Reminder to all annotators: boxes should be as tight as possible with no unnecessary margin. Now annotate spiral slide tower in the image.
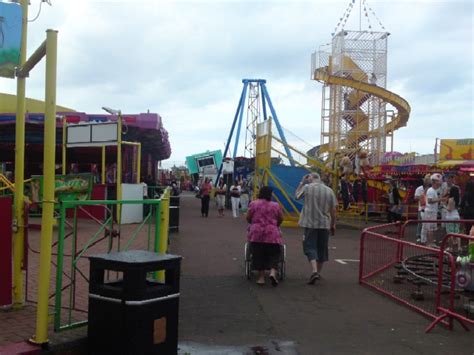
[311,29,410,165]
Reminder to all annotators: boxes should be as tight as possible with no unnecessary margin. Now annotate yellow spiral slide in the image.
[313,56,411,154]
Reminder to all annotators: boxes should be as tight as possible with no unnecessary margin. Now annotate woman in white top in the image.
[229,179,241,218]
[445,185,461,251]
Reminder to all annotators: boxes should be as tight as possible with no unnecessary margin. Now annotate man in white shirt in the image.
[421,173,444,246]
[229,180,241,218]
[414,174,431,243]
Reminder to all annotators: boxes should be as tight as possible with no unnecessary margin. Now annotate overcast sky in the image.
[0,0,472,167]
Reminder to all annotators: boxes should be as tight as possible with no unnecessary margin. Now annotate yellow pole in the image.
[157,188,170,282]
[62,117,66,175]
[137,143,141,184]
[12,0,29,307]
[33,29,58,345]
[101,146,106,184]
[116,112,122,223]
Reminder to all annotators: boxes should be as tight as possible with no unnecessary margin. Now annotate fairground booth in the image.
[0,95,171,220]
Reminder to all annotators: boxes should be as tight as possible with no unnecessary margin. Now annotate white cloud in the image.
[0,0,472,164]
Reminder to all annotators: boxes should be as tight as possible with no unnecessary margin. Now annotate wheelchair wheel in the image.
[245,260,251,279]
[244,242,252,279]
[278,244,286,281]
[278,261,286,281]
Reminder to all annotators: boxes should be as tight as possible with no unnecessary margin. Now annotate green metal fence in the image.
[54,198,165,332]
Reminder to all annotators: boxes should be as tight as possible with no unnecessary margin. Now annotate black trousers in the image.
[387,209,402,223]
[201,195,210,216]
[250,242,281,270]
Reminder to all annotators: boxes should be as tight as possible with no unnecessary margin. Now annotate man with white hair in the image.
[295,172,337,285]
[421,173,445,247]
[414,174,431,244]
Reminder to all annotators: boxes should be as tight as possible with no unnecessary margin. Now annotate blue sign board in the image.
[0,2,22,78]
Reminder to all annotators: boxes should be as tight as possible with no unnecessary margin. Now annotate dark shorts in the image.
[302,228,329,262]
[250,242,281,270]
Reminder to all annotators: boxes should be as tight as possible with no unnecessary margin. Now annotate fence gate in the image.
[53,198,166,332]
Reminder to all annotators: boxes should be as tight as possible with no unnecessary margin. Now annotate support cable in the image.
[332,0,355,37]
[363,0,386,31]
[332,0,386,36]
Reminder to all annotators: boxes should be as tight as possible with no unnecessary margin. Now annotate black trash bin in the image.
[169,196,180,233]
[88,250,182,355]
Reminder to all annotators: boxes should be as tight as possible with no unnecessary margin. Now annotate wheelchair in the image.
[244,242,286,281]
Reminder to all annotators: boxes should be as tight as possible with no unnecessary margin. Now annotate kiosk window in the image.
[197,157,215,168]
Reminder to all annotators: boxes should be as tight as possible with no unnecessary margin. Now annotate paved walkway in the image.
[172,193,473,354]
[0,192,472,354]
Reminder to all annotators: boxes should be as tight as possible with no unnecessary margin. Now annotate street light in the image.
[101,106,122,223]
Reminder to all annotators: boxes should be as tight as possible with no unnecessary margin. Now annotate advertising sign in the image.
[439,139,473,161]
[67,122,118,147]
[185,150,223,175]
[0,2,22,78]
[30,174,93,206]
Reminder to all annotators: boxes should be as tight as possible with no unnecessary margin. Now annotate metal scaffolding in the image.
[315,30,391,165]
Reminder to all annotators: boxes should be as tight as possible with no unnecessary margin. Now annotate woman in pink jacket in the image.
[246,186,283,286]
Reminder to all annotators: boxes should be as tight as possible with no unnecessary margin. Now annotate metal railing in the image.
[360,219,474,331]
[426,232,474,332]
[31,188,172,332]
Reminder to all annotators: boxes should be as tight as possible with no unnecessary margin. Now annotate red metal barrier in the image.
[400,218,474,240]
[360,219,474,331]
[0,196,13,307]
[426,232,474,332]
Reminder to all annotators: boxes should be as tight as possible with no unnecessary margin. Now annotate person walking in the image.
[295,172,337,285]
[340,176,350,210]
[230,179,241,218]
[414,174,431,244]
[460,180,474,235]
[199,177,212,217]
[421,173,444,247]
[445,185,461,251]
[440,174,460,229]
[387,179,402,223]
[246,186,283,286]
[215,177,227,217]
[240,178,250,212]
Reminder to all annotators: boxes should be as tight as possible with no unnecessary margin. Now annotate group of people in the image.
[198,170,474,287]
[339,176,368,210]
[197,177,251,218]
[414,173,474,250]
[245,172,337,287]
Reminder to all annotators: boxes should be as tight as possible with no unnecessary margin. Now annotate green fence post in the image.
[54,203,66,331]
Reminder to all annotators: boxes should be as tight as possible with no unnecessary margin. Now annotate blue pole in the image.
[261,86,268,121]
[261,83,295,166]
[232,81,248,159]
[215,82,247,185]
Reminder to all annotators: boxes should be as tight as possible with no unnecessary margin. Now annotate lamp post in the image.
[102,107,122,222]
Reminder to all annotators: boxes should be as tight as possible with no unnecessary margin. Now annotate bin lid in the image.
[88,250,181,266]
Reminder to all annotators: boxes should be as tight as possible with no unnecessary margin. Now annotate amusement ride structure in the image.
[311,30,410,165]
[218,0,412,226]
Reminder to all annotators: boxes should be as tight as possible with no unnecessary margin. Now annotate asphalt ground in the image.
[170,192,473,355]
